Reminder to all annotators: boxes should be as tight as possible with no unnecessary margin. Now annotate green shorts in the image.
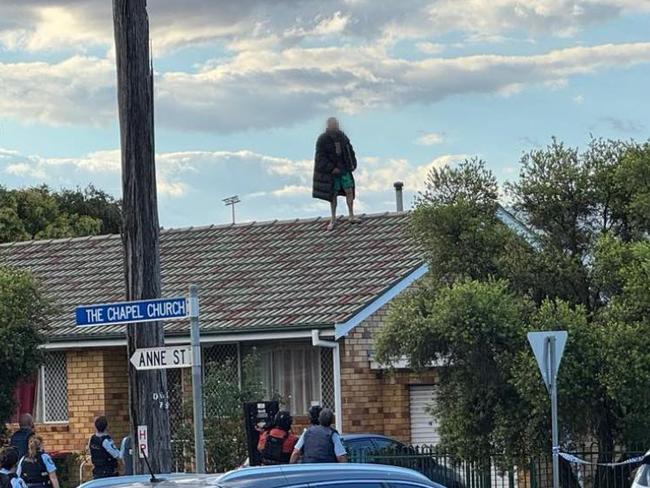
[333,172,354,192]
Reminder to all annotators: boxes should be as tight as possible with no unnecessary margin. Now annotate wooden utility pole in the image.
[113,0,171,474]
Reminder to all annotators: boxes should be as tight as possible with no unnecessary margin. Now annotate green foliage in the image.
[171,353,268,473]
[376,139,650,460]
[0,185,121,243]
[0,266,49,434]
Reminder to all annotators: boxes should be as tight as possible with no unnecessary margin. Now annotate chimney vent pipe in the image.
[394,181,404,212]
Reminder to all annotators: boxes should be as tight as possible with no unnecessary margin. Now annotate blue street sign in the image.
[76,297,189,327]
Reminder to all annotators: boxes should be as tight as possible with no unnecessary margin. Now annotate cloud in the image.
[1,145,466,222]
[416,42,445,55]
[356,153,468,192]
[5,41,650,132]
[0,55,115,126]
[2,1,650,53]
[416,132,445,146]
[573,94,585,104]
[599,116,645,133]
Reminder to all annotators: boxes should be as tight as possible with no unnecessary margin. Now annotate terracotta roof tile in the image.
[0,212,421,341]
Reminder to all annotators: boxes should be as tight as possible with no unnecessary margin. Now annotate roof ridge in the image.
[0,211,409,248]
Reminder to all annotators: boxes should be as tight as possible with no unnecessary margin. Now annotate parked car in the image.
[342,434,464,488]
[78,464,444,488]
[631,452,650,488]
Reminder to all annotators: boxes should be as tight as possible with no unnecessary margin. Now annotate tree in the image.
[0,266,49,438]
[376,139,650,466]
[0,185,121,243]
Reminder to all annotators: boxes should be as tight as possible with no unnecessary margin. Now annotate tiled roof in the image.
[0,213,422,341]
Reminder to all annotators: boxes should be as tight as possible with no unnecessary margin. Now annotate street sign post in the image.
[75,290,205,472]
[189,285,205,474]
[130,346,192,370]
[527,331,568,488]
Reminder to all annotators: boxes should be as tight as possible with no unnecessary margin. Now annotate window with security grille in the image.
[258,343,322,415]
[203,343,239,383]
[320,347,334,410]
[40,352,68,423]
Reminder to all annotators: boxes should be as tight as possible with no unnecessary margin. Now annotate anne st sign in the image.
[130,346,192,371]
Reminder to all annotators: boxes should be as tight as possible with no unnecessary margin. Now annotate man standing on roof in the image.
[313,117,360,231]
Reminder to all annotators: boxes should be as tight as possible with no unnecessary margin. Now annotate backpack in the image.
[261,430,289,464]
[0,472,16,488]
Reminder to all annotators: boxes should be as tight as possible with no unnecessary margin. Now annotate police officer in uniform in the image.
[10,415,34,459]
[290,408,347,464]
[119,436,133,476]
[1,448,28,488]
[257,411,298,465]
[16,437,59,488]
[88,417,121,479]
[308,405,322,427]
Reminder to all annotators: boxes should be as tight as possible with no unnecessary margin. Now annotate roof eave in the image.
[334,262,428,340]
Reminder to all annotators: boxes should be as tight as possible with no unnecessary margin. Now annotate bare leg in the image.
[345,189,360,222]
[327,196,337,230]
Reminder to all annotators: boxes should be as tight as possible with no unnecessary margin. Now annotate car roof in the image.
[217,463,435,487]
[341,433,397,442]
[78,473,222,488]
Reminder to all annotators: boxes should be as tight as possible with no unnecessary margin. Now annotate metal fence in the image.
[347,445,646,488]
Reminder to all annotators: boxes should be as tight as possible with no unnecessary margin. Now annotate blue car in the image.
[78,464,444,488]
[342,434,464,488]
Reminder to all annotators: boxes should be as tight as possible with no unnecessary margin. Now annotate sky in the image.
[1,0,649,228]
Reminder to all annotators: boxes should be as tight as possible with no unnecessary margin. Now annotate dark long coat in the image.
[312,130,357,201]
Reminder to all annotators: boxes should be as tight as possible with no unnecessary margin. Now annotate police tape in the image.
[558,451,647,467]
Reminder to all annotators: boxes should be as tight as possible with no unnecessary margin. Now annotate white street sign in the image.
[527,330,568,488]
[137,425,148,459]
[130,346,192,371]
[527,331,567,390]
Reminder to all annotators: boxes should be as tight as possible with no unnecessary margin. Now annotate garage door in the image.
[409,385,439,446]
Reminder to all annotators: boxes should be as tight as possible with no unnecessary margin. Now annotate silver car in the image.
[78,463,444,488]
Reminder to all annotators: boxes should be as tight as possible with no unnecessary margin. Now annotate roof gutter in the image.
[41,328,335,350]
[311,329,342,433]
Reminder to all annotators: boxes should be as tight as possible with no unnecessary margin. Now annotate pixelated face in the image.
[326,117,339,131]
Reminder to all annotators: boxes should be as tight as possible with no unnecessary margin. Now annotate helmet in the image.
[308,405,322,425]
[274,411,293,431]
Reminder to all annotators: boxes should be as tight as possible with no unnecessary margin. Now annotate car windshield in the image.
[635,464,650,488]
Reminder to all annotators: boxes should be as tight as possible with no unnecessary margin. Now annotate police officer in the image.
[16,437,59,488]
[290,408,347,464]
[10,415,34,459]
[257,411,298,465]
[308,405,322,427]
[0,448,28,488]
[119,436,133,476]
[88,417,121,479]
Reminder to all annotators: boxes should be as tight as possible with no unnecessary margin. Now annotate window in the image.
[35,352,68,423]
[372,438,404,451]
[258,344,321,415]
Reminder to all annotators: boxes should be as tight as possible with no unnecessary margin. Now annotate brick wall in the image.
[340,305,437,443]
[30,347,129,453]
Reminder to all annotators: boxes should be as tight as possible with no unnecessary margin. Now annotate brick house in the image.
[1,212,440,456]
